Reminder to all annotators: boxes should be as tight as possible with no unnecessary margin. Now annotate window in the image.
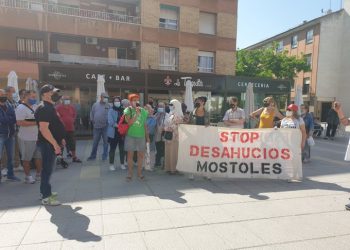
[108,5,128,16]
[306,29,313,44]
[199,12,216,35]
[291,35,298,48]
[276,40,284,52]
[108,48,127,60]
[159,4,178,30]
[303,77,311,95]
[159,47,179,71]
[57,41,81,55]
[17,38,44,60]
[305,54,312,69]
[198,51,215,73]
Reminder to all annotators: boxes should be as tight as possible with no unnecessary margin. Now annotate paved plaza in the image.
[1,136,350,249]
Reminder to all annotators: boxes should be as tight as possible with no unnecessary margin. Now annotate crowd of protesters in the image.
[3,81,349,207]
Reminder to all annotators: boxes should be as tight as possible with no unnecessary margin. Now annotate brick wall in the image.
[179,6,199,34]
[140,42,159,70]
[215,50,235,75]
[179,47,198,73]
[141,0,160,28]
[217,12,237,39]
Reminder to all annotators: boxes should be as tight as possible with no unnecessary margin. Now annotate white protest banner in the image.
[176,124,302,180]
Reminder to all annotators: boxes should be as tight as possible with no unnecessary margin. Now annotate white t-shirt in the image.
[15,104,38,141]
[280,117,305,129]
[223,108,246,128]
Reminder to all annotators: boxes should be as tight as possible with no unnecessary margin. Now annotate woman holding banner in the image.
[164,99,183,175]
[333,102,350,210]
[250,96,284,128]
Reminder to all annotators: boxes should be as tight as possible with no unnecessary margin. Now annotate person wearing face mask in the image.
[223,97,246,128]
[107,96,126,171]
[154,102,170,168]
[15,90,42,184]
[164,99,183,175]
[189,96,210,126]
[87,93,110,161]
[300,104,314,163]
[0,89,20,182]
[124,94,150,181]
[250,96,284,128]
[56,96,81,163]
[35,84,66,205]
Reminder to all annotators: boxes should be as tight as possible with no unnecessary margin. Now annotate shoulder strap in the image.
[21,103,35,113]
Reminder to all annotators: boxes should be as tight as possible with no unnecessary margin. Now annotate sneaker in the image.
[324,137,329,140]
[345,203,350,210]
[109,165,116,171]
[7,175,21,182]
[41,195,61,206]
[87,157,96,161]
[72,158,82,163]
[120,164,127,170]
[40,192,58,200]
[67,153,73,158]
[1,169,7,177]
[303,159,311,164]
[25,175,36,184]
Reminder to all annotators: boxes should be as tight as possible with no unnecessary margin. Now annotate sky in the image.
[237,0,343,49]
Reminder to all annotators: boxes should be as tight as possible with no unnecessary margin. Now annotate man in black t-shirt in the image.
[35,84,65,206]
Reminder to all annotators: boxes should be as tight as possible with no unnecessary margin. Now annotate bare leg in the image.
[137,151,144,178]
[127,151,134,178]
[34,158,42,176]
[22,161,31,176]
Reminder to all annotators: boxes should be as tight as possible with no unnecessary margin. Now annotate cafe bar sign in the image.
[41,66,145,86]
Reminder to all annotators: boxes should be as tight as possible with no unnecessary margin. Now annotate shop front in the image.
[226,76,292,111]
[40,64,146,136]
[147,72,226,123]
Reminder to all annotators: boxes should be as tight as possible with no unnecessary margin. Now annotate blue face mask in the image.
[114,102,121,108]
[157,108,165,113]
[28,98,36,106]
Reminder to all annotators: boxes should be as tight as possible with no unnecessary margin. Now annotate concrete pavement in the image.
[1,136,350,249]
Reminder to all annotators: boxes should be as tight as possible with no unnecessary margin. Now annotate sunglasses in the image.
[169,104,174,106]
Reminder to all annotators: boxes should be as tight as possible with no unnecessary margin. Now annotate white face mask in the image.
[114,102,121,108]
[103,98,109,103]
[286,111,293,117]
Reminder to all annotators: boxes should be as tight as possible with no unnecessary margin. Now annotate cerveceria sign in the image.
[226,76,291,93]
[41,66,145,86]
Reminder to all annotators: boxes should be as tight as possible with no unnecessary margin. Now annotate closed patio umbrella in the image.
[7,71,19,102]
[244,82,255,128]
[184,78,194,112]
[96,74,106,102]
[295,85,304,114]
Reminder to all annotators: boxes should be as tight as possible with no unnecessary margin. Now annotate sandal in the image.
[138,175,145,181]
[126,176,132,182]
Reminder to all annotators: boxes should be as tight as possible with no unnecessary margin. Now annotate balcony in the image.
[0,0,141,25]
[48,53,139,68]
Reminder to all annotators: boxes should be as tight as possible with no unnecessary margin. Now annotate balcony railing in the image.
[49,53,139,68]
[198,67,214,73]
[0,0,141,25]
[159,64,178,71]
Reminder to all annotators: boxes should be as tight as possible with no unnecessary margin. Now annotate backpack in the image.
[117,114,129,136]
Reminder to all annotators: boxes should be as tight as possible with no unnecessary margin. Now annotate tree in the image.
[236,44,310,80]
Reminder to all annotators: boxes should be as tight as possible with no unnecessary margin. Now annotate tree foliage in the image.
[236,44,310,80]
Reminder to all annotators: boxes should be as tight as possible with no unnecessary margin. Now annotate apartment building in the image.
[245,2,350,121]
[0,0,237,133]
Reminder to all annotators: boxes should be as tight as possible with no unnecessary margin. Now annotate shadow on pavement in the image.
[45,205,102,242]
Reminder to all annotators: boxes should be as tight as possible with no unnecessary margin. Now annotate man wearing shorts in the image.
[124,94,149,181]
[15,90,42,184]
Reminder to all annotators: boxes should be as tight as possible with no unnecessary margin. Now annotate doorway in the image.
[321,102,332,122]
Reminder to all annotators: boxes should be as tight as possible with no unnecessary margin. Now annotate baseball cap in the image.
[40,84,60,96]
[287,104,298,112]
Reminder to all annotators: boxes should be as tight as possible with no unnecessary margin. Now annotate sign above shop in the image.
[226,76,291,94]
[40,65,145,86]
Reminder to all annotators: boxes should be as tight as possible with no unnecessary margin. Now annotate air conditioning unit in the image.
[85,37,98,45]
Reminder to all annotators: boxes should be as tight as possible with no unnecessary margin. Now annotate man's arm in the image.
[39,122,61,154]
[16,120,36,127]
[90,104,95,122]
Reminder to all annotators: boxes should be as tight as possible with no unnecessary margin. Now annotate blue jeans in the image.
[90,127,108,159]
[38,142,56,199]
[0,135,15,178]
